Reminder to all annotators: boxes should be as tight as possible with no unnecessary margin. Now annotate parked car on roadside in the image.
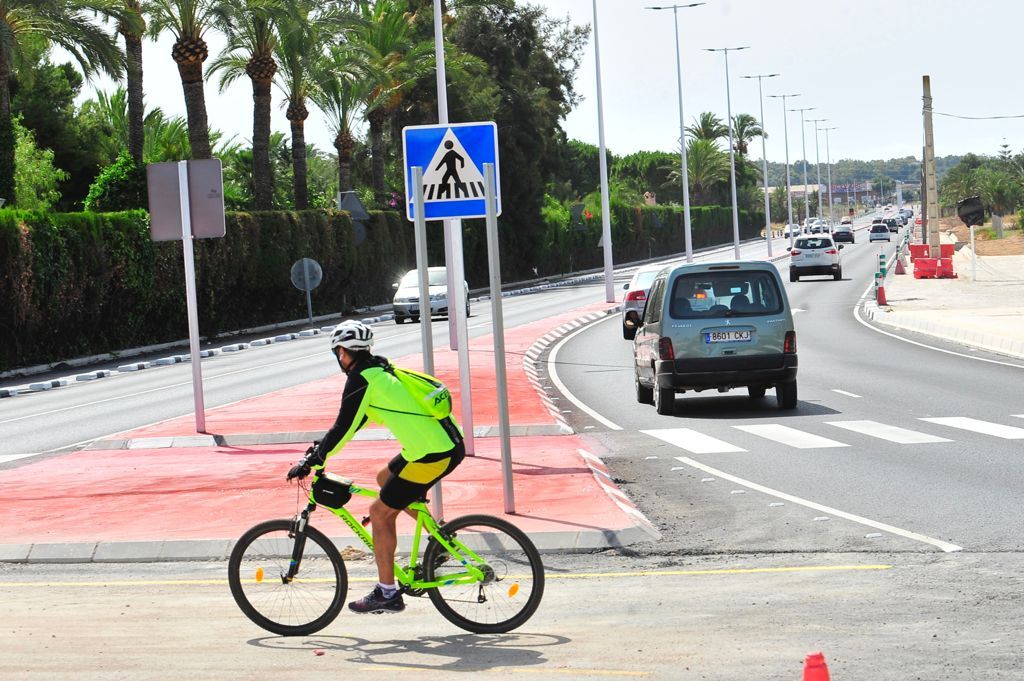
[790,236,843,281]
[869,223,891,242]
[631,260,798,414]
[392,267,469,324]
[621,265,665,339]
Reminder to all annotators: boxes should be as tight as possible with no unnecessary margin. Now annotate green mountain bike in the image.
[228,471,545,636]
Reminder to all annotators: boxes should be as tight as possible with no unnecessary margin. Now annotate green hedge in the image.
[0,209,416,371]
[1,201,763,371]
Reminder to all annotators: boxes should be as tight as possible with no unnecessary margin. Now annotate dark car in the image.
[832,223,854,243]
[883,217,900,232]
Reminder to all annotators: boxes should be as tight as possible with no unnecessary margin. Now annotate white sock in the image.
[378,582,398,597]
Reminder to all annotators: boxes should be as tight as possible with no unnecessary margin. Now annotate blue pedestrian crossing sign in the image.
[402,121,501,221]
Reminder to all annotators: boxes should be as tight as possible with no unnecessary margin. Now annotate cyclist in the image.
[286,320,465,614]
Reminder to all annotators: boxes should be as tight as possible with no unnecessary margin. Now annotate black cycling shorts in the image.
[380,441,466,510]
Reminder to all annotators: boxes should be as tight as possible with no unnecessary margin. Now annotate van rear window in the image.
[669,270,784,319]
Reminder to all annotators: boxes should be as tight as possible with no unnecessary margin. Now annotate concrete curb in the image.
[860,300,1024,360]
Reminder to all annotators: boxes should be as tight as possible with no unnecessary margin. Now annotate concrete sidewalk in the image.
[0,302,659,563]
[864,237,1024,360]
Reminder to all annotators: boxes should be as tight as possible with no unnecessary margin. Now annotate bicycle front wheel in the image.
[423,514,545,634]
[228,519,347,636]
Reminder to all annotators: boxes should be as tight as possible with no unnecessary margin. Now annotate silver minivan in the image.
[630,261,798,415]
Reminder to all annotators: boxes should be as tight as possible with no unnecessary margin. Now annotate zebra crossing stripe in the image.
[919,417,1024,440]
[733,424,848,449]
[642,428,746,454]
[825,420,951,444]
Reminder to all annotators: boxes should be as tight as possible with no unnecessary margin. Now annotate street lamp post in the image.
[741,73,779,257]
[823,127,837,225]
[705,46,750,260]
[647,3,704,263]
[789,106,815,226]
[591,0,614,302]
[807,117,827,221]
[767,93,799,250]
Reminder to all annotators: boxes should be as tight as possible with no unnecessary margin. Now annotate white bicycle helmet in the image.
[330,320,373,352]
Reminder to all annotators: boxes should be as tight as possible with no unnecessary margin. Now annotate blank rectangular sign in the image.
[147,159,226,241]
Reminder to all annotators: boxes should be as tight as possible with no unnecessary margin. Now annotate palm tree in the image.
[664,138,729,205]
[274,0,347,209]
[685,111,728,142]
[115,0,147,164]
[350,0,434,200]
[148,0,222,159]
[731,113,763,156]
[312,46,371,196]
[0,0,125,205]
[208,0,285,209]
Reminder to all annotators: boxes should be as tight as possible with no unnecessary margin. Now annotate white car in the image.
[782,223,802,238]
[621,265,664,339]
[392,267,469,324]
[789,235,843,281]
[868,224,891,243]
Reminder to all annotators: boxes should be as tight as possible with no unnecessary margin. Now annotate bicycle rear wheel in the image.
[228,519,347,636]
[423,514,545,634]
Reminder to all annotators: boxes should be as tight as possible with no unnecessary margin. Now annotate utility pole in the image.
[790,106,815,225]
[807,118,827,219]
[768,93,800,250]
[922,75,941,257]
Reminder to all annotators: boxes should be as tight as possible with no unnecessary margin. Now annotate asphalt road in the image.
[550,219,1024,554]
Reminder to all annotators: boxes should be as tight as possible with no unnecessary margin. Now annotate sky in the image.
[71,0,1024,166]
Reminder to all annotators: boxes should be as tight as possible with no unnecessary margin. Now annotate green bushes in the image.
[83,153,147,213]
[0,209,416,371]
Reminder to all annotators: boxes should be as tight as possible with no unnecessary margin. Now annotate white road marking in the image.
[673,456,964,553]
[643,428,746,454]
[919,417,1024,440]
[0,453,41,464]
[825,420,951,444]
[547,315,622,431]
[733,424,849,449]
[830,389,862,398]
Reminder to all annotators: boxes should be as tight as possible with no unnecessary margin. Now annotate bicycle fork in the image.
[284,503,316,582]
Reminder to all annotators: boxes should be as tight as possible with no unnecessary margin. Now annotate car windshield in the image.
[669,270,784,319]
[795,238,833,249]
[633,270,659,290]
[400,269,448,287]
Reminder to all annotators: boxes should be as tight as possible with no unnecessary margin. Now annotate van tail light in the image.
[658,337,675,361]
[784,330,797,354]
[825,248,837,255]
[625,290,647,303]
[790,249,801,256]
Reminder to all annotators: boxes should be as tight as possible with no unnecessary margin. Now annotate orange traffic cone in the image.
[803,652,831,681]
[876,285,887,305]
[894,258,906,275]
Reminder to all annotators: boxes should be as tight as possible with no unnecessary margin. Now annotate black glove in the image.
[286,443,325,481]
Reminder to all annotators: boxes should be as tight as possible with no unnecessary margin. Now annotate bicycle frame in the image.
[290,473,486,591]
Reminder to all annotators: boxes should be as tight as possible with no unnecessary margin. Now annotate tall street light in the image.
[741,73,779,257]
[789,106,814,226]
[807,117,827,221]
[647,3,704,263]
[767,93,799,250]
[591,0,614,302]
[823,126,838,225]
[705,45,749,260]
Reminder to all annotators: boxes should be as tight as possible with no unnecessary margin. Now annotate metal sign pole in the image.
[177,161,206,433]
[302,259,313,325]
[412,166,434,376]
[485,163,515,514]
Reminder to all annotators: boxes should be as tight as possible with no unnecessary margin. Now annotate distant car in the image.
[622,265,664,339]
[808,219,826,234]
[839,216,853,225]
[869,224,891,242]
[883,217,901,232]
[782,223,803,238]
[872,217,885,225]
[832,223,854,243]
[392,267,469,324]
[790,236,842,282]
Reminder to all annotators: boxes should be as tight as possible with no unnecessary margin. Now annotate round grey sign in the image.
[290,258,323,291]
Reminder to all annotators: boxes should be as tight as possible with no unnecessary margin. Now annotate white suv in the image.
[790,236,843,282]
